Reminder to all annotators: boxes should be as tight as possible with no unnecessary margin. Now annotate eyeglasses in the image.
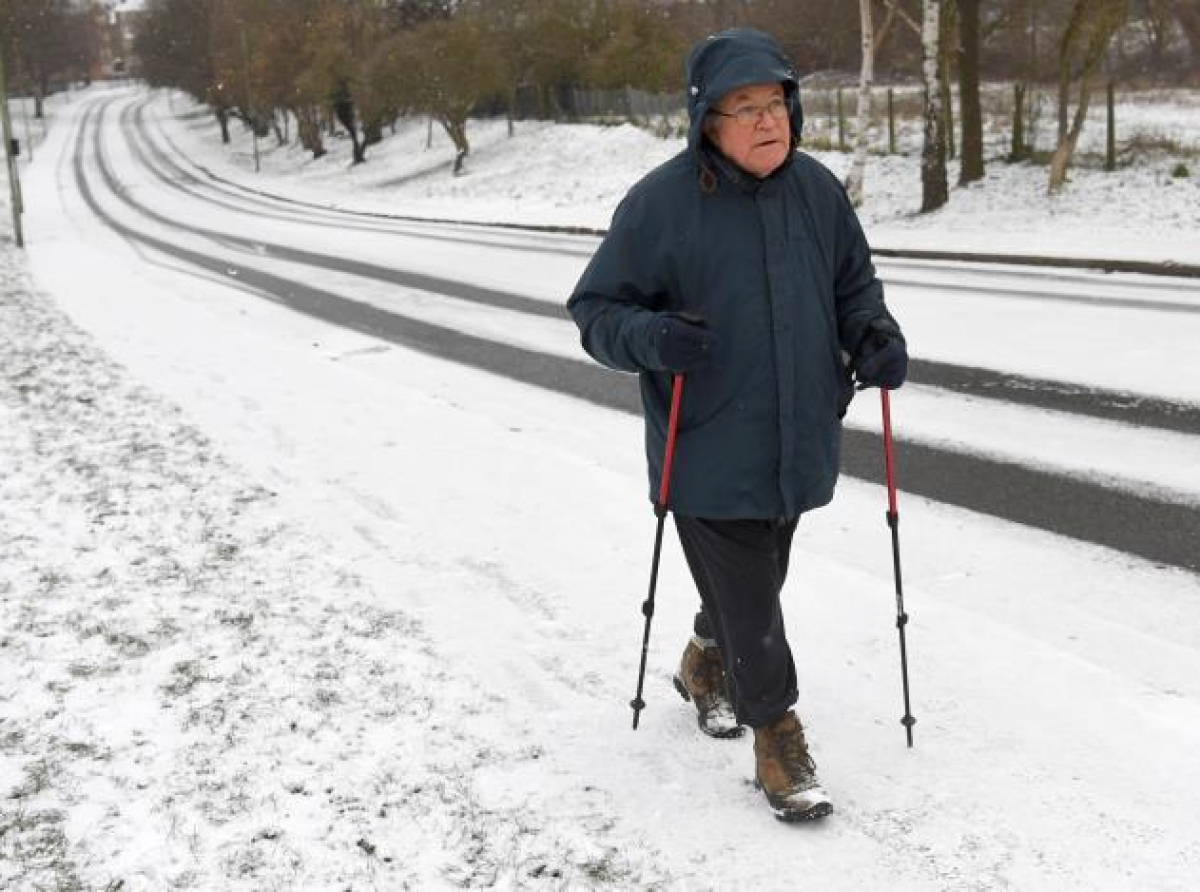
[710,96,788,127]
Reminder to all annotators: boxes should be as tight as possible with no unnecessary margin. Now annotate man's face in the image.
[707,82,791,179]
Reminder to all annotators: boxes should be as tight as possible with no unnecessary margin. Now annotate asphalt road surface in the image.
[64,92,1200,574]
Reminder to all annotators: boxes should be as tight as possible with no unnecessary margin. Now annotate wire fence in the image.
[509,84,687,135]
[503,82,1200,163]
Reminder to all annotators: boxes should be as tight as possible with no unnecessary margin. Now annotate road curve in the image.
[70,95,1200,574]
[120,98,1200,437]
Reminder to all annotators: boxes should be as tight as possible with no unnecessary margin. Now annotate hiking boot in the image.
[672,636,744,739]
[753,711,833,822]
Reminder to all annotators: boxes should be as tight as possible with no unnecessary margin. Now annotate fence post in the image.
[1010,82,1025,161]
[1105,81,1116,172]
[887,87,896,154]
[0,41,23,248]
[837,88,846,151]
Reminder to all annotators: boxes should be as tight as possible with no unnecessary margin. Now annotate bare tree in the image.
[845,0,875,206]
[1136,0,1174,66]
[957,0,984,184]
[374,13,505,175]
[1,0,90,114]
[1171,0,1200,73]
[1047,0,1128,193]
[879,0,921,38]
[938,0,956,162]
[920,0,948,212]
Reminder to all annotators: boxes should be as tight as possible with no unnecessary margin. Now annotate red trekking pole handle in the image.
[631,374,685,729]
[882,389,899,515]
[881,389,916,746]
[657,374,685,511]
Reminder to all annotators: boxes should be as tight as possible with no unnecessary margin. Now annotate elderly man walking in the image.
[567,28,907,822]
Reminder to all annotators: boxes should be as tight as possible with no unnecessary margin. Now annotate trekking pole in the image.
[881,388,916,747]
[631,373,685,730]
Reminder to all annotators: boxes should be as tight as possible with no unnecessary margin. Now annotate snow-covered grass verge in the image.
[0,251,658,890]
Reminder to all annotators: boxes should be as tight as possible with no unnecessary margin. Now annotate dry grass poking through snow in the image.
[0,257,661,889]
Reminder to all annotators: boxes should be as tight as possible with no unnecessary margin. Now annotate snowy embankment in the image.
[160,87,1200,265]
[3,85,1200,890]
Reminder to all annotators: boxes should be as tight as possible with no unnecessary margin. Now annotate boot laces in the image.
[780,720,817,778]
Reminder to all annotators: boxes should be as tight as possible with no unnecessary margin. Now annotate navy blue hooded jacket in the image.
[567,29,901,519]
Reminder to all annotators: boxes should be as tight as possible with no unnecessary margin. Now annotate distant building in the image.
[83,0,145,81]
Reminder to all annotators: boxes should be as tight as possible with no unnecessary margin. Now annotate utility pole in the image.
[239,20,260,173]
[13,49,34,162]
[0,41,24,248]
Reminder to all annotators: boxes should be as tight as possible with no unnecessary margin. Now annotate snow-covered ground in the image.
[2,84,1200,890]
[156,85,1200,264]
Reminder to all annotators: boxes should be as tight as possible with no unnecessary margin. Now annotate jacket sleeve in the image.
[567,192,672,373]
[831,184,901,355]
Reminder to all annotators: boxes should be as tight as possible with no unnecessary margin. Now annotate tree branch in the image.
[880,0,922,37]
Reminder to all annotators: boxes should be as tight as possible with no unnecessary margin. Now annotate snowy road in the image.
[6,86,1200,890]
[119,100,1200,435]
[61,91,1200,572]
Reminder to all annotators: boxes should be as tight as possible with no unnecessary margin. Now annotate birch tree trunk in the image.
[845,0,875,207]
[920,0,949,213]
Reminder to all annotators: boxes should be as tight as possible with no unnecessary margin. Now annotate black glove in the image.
[651,313,719,372]
[853,317,907,390]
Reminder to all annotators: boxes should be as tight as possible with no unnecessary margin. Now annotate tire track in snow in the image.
[74,95,1200,574]
[126,95,1200,436]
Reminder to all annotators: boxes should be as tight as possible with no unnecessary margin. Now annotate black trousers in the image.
[674,515,801,729]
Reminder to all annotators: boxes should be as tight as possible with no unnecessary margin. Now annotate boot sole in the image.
[672,675,746,739]
[755,780,834,822]
[772,800,833,823]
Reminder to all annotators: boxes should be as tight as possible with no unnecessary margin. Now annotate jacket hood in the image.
[685,28,804,156]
